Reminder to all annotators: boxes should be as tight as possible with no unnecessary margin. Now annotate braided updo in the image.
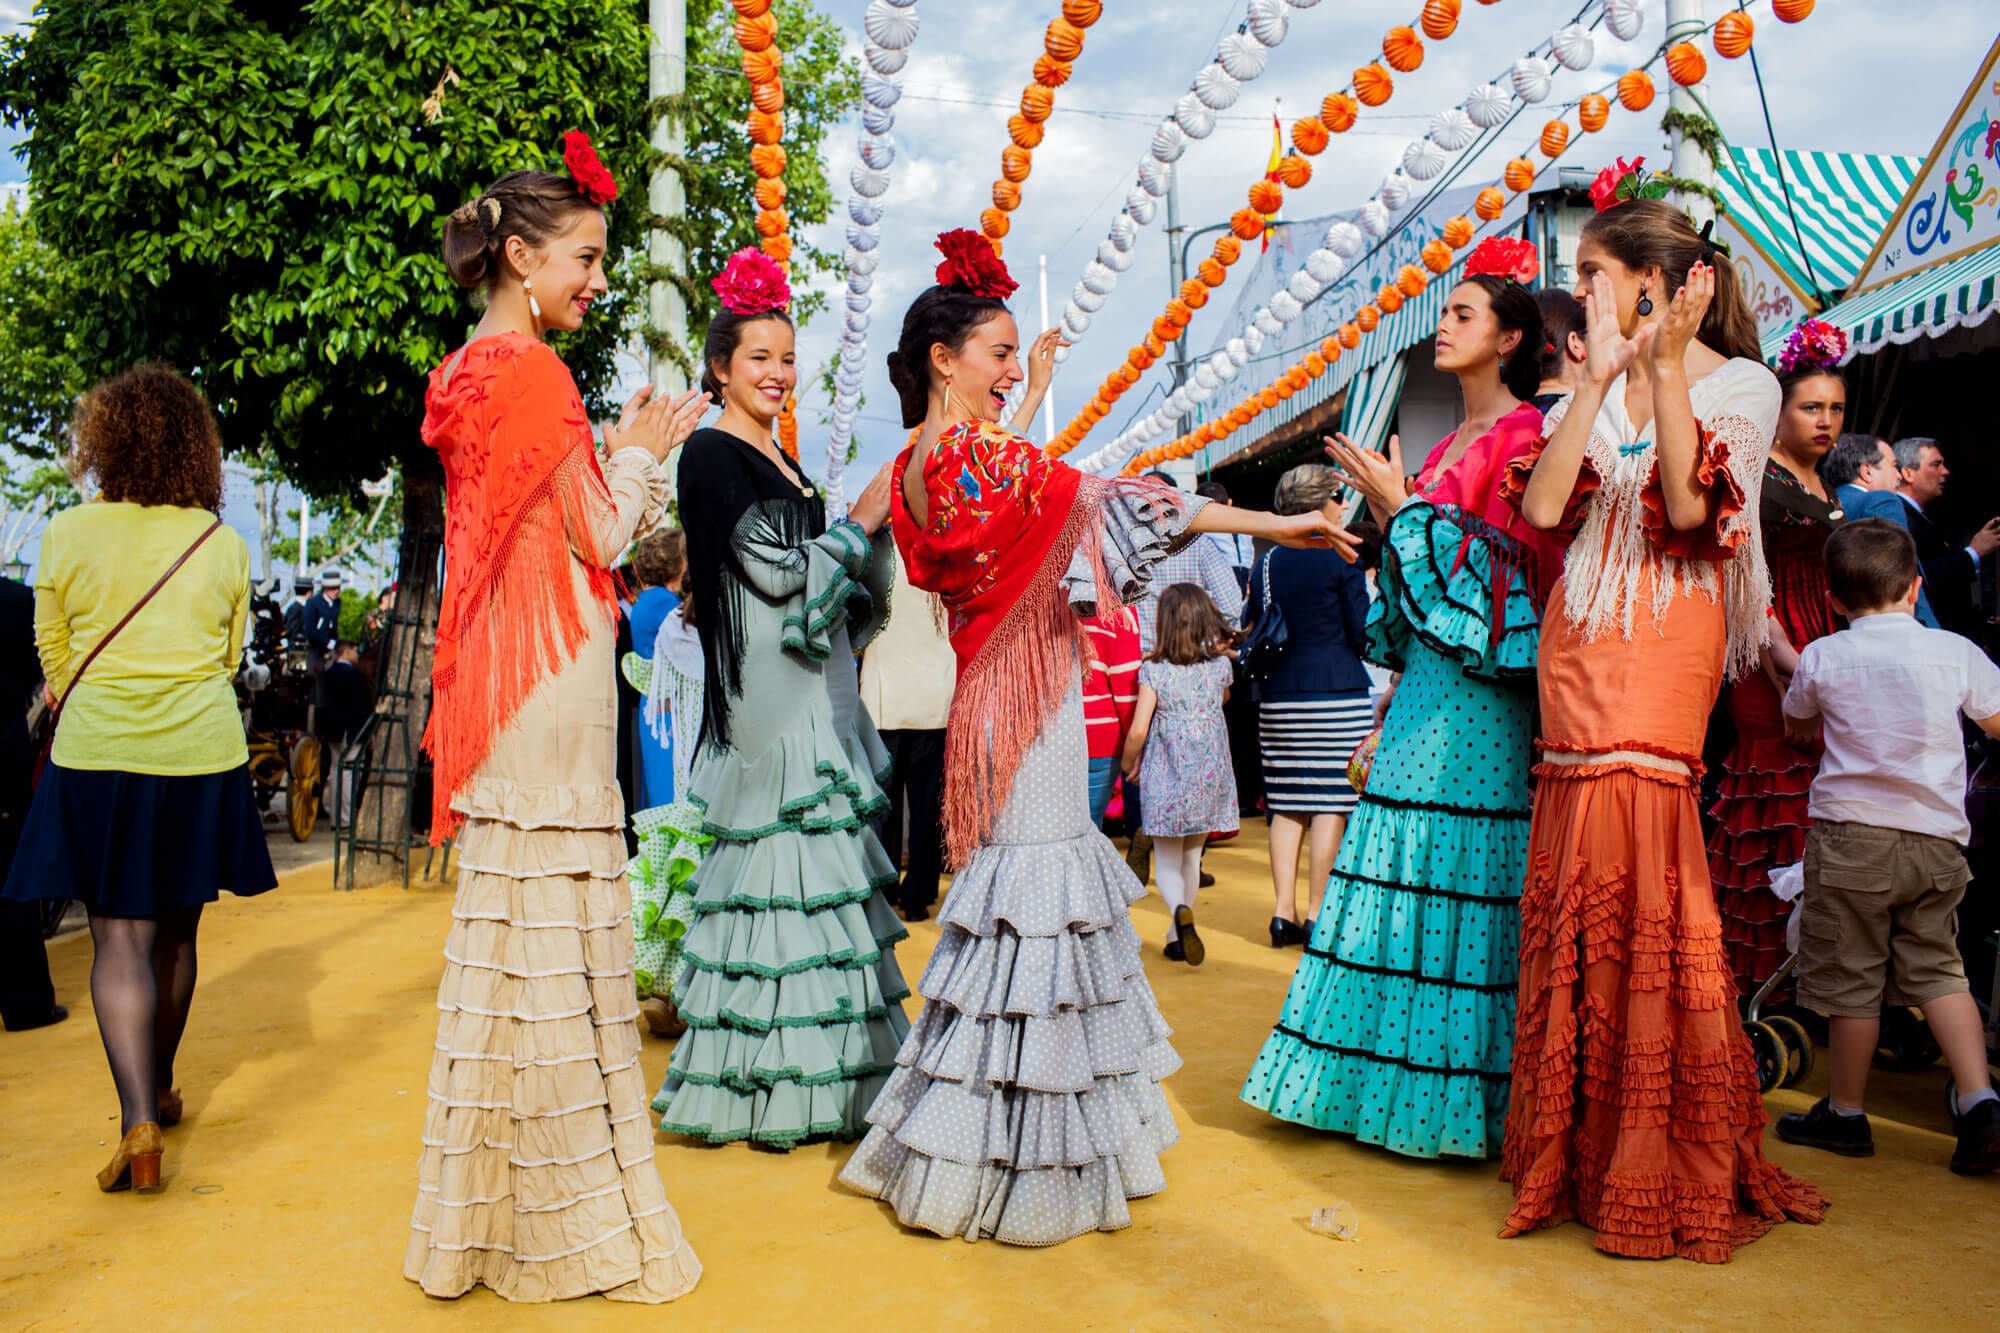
[441,169,601,289]
[885,284,1012,428]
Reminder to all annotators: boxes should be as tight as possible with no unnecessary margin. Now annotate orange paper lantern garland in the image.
[1578,93,1610,133]
[1421,0,1461,41]
[1712,11,1754,57]
[1382,26,1425,73]
[1617,69,1656,112]
[1666,42,1707,87]
[737,0,795,452]
[983,3,1102,253]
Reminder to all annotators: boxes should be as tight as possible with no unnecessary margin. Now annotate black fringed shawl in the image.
[675,426,826,750]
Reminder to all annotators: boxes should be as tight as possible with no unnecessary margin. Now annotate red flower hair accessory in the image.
[712,246,792,316]
[562,130,618,205]
[935,229,1019,300]
[1589,155,1669,212]
[1776,316,1849,375]
[1464,236,1540,284]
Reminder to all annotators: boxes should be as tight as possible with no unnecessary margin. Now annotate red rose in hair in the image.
[562,130,618,205]
[1590,155,1645,212]
[1464,235,1540,284]
[934,228,1019,300]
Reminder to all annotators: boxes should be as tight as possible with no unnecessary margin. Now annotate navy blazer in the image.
[303,592,341,653]
[1836,485,1940,628]
[1243,546,1373,699]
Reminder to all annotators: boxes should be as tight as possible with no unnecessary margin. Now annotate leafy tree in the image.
[0,0,858,877]
[0,196,86,463]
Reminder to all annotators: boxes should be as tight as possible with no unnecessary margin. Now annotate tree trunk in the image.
[349,450,445,887]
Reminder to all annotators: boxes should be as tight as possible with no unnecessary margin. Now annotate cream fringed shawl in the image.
[1538,357,1780,682]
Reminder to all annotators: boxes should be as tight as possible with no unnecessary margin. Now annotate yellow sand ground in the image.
[3,842,1997,1332]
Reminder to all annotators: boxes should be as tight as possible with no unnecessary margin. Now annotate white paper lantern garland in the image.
[825,1,921,507]
[1080,4,1621,476]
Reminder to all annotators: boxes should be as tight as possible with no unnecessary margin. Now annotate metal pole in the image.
[298,493,310,578]
[1037,253,1056,444]
[649,0,690,395]
[1165,174,1190,438]
[1665,0,1716,228]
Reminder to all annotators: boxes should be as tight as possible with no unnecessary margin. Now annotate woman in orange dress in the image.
[1500,183,1825,1262]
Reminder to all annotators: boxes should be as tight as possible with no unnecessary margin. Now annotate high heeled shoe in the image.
[1268,917,1307,949]
[156,1088,183,1128]
[97,1123,164,1193]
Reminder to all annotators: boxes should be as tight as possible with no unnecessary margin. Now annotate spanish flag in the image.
[1261,109,1283,250]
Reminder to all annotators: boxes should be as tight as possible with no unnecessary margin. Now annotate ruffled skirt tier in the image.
[404,777,701,1303]
[1501,764,1826,1262]
[653,707,911,1146]
[1707,676,1817,994]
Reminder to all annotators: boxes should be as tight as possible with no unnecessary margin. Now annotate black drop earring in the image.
[1635,284,1655,317]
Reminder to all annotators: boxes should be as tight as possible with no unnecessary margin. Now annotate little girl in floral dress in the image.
[1124,583,1237,966]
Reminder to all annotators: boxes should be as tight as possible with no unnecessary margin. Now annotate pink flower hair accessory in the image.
[1464,236,1540,284]
[712,246,792,316]
[1776,316,1849,375]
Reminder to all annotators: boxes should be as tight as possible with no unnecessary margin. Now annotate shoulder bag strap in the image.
[52,517,226,721]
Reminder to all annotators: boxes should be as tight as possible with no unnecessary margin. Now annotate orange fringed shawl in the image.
[421,333,620,842]
[891,419,1182,865]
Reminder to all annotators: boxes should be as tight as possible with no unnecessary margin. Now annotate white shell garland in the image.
[858,135,895,169]
[1127,191,1158,225]
[1244,324,1267,354]
[1510,56,1554,104]
[1150,119,1186,163]
[850,164,890,198]
[863,0,918,49]
[1082,260,1116,295]
[1099,239,1133,272]
[1110,214,1139,250]
[862,71,902,109]
[1306,249,1346,284]
[1219,31,1268,81]
[1324,220,1365,257]
[1138,159,1173,197]
[1287,268,1324,303]
[1194,63,1241,110]
[862,102,894,135]
[1552,23,1595,71]
[1403,137,1450,180]
[866,44,908,76]
[1466,82,1513,128]
[1430,107,1479,152]
[1175,91,1216,139]
[848,199,882,227]
[1360,199,1391,236]
[1378,174,1411,212]
[1604,0,1645,43]
[1247,0,1289,47]
[1269,291,1303,322]
[1073,284,1106,313]
[1226,336,1249,365]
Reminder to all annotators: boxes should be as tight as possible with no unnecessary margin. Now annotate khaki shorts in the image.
[1796,821,1970,1018]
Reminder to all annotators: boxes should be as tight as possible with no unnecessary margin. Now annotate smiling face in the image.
[1572,237,1660,337]
[933,310,1022,421]
[1777,372,1847,461]
[710,315,797,426]
[506,208,610,332]
[1433,281,1519,376]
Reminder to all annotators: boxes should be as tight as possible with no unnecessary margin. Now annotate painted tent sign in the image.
[1715,211,1814,339]
[1852,34,2000,293]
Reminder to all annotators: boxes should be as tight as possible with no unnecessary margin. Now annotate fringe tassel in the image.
[424,443,618,842]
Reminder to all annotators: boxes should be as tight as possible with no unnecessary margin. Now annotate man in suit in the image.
[1892,437,2000,639]
[282,575,312,651]
[1822,434,1939,628]
[303,568,342,705]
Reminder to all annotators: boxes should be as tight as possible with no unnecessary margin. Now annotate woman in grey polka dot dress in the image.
[837,245,1353,1245]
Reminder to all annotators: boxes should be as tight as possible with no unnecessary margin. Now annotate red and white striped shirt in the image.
[1082,607,1142,760]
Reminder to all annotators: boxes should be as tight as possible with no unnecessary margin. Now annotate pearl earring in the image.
[524,276,543,320]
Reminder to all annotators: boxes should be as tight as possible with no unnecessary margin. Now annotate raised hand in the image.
[1271,508,1360,562]
[604,384,711,463]
[1023,327,1066,393]
[1324,432,1408,513]
[846,457,899,535]
[1648,261,1714,369]
[1581,270,1657,386]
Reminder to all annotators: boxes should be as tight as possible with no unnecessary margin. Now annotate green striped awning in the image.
[1715,148,1920,302]
[1771,238,2000,361]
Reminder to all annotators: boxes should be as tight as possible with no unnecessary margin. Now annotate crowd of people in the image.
[4,137,1996,1308]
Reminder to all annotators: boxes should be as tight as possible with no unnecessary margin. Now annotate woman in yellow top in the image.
[2,365,276,1194]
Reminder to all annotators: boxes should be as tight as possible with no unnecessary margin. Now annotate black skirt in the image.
[0,764,278,915]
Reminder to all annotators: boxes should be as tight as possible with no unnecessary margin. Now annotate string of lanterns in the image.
[981,0,1106,256]
[1076,0,1618,474]
[822,0,920,509]
[1042,0,1317,397]
[734,0,802,457]
[1111,0,1813,476]
[1050,0,1492,459]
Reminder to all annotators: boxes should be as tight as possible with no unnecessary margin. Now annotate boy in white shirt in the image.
[1776,519,2000,1174]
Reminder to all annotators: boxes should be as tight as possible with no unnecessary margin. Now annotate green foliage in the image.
[265,455,401,582]
[0,456,82,562]
[1660,107,1727,170]
[648,0,860,374]
[337,586,374,643]
[0,0,858,497]
[0,198,87,459]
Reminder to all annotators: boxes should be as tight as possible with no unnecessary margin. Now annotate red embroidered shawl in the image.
[892,419,1166,863]
[421,333,618,841]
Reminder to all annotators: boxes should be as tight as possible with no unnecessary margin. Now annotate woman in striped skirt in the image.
[1245,464,1377,950]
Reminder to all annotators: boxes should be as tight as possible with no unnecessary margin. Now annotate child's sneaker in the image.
[1950,1097,2000,1175]
[1776,1098,1875,1157]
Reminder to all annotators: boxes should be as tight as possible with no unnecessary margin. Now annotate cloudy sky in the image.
[0,0,1990,504]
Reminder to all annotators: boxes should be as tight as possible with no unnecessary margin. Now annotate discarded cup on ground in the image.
[1308,1201,1359,1241]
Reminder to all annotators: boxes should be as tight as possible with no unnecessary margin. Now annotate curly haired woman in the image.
[3,364,276,1195]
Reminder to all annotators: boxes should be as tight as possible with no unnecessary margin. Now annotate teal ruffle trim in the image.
[1365,499,1541,682]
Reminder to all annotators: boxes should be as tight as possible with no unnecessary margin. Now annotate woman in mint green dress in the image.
[650,252,910,1147]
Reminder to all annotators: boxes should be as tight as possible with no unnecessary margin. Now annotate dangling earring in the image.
[524,276,543,321]
[1635,284,1654,318]
[942,374,959,420]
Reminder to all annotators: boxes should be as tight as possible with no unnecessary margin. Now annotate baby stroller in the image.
[1740,861,1816,1094]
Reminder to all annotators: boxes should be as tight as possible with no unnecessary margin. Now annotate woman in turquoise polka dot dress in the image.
[1241,255,1566,1159]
